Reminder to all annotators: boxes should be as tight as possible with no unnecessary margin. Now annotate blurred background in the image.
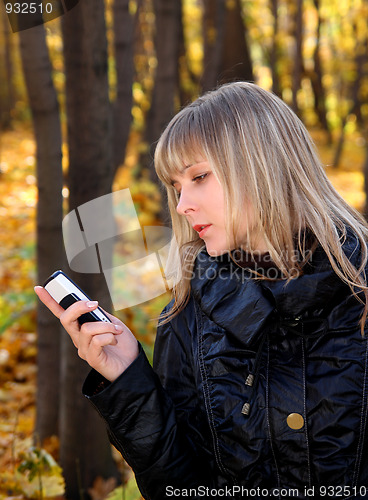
[0,0,367,498]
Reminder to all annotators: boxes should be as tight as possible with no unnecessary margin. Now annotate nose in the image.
[176,187,197,216]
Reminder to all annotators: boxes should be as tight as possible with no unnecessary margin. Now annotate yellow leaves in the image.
[326,168,365,212]
[226,0,237,10]
[311,129,366,212]
[129,0,138,17]
[15,446,65,499]
[182,0,203,77]
[0,435,65,500]
[0,470,23,499]
[0,129,37,322]
[0,128,41,499]
[16,472,65,499]
[132,85,150,112]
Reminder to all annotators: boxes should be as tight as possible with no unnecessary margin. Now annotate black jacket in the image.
[83,231,368,499]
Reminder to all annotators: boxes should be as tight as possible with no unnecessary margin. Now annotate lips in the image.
[193,224,212,238]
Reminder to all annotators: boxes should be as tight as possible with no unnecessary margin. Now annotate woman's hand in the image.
[34,286,139,382]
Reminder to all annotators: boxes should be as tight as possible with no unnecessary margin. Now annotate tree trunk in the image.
[1,6,15,129]
[332,22,366,168]
[310,0,331,143]
[112,0,136,173]
[143,0,182,186]
[202,0,226,92]
[270,0,281,96]
[291,0,303,114]
[202,0,253,92]
[61,2,119,497]
[18,24,63,441]
[219,0,253,84]
[332,115,348,169]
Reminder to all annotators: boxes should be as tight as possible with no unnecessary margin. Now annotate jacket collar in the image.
[191,251,275,345]
[190,228,361,344]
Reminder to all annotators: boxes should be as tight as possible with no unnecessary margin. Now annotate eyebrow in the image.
[169,164,194,186]
[169,160,209,186]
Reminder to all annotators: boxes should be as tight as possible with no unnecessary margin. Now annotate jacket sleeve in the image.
[82,301,217,499]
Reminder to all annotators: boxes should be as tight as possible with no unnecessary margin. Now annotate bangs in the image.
[154,106,210,187]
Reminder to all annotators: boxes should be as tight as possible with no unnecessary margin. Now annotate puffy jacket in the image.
[83,230,368,499]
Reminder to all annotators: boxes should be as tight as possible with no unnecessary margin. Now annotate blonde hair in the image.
[154,82,368,332]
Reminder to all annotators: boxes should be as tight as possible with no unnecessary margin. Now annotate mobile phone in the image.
[43,270,111,325]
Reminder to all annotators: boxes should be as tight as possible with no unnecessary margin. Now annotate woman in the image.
[35,82,368,499]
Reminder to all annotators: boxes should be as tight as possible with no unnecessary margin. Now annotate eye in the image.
[192,173,208,183]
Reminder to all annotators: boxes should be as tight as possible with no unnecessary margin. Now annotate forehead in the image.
[169,160,209,184]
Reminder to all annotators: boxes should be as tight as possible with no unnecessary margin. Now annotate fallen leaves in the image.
[16,446,65,499]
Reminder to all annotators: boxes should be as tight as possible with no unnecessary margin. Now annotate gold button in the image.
[287,413,304,430]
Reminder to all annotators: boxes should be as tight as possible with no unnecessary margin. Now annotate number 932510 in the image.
[5,2,53,14]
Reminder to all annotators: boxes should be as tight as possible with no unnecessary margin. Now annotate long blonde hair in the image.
[154,82,368,332]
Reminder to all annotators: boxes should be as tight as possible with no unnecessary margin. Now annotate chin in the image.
[206,246,229,257]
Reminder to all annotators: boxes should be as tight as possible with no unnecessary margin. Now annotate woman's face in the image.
[171,160,267,256]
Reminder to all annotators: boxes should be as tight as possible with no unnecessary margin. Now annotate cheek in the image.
[207,175,226,206]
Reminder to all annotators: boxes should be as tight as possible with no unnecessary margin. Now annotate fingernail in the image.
[34,286,43,290]
[86,301,98,308]
[114,325,122,332]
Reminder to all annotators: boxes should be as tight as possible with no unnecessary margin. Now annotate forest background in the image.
[0,0,367,499]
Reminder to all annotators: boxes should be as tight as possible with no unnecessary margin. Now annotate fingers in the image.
[98,307,121,326]
[98,306,133,335]
[34,285,125,330]
[80,320,123,336]
[35,285,100,326]
[58,299,99,328]
[76,320,124,364]
[77,331,118,361]
[34,286,65,318]
[34,285,133,377]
